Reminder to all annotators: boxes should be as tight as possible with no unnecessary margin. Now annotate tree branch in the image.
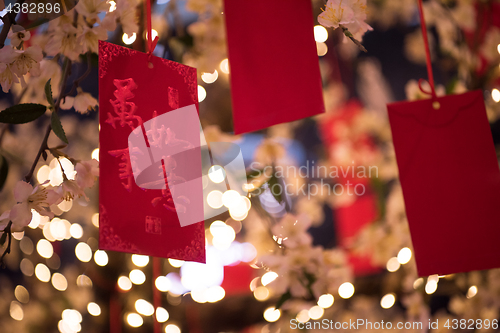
[0,0,26,48]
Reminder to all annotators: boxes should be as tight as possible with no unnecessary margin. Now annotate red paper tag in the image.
[223,0,325,134]
[98,41,205,263]
[388,91,500,276]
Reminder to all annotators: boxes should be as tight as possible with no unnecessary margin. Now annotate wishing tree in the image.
[1,0,500,332]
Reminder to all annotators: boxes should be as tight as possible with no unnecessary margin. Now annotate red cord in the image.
[417,0,437,99]
[145,0,159,57]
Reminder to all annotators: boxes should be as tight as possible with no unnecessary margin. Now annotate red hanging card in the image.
[98,41,205,263]
[387,91,500,276]
[223,0,324,134]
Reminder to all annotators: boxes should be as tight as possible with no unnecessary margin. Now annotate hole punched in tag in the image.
[432,101,440,110]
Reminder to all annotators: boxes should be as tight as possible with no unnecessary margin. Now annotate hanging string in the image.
[417,0,437,99]
[144,0,159,61]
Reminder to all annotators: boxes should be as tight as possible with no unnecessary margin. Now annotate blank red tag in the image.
[98,41,205,263]
[388,91,500,276]
[223,0,324,134]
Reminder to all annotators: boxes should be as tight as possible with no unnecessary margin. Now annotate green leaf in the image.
[51,112,68,144]
[0,154,8,191]
[0,104,47,124]
[275,290,292,310]
[45,79,54,108]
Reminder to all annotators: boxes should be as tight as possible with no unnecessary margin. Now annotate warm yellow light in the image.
[10,301,23,321]
[198,85,207,102]
[397,247,412,264]
[386,257,400,272]
[208,165,226,183]
[87,302,101,316]
[296,309,310,323]
[155,276,171,292]
[135,299,154,316]
[28,210,42,229]
[314,25,328,42]
[466,285,478,299]
[201,70,218,84]
[20,258,34,276]
[69,223,83,239]
[380,293,396,309]
[338,282,355,299]
[156,307,169,322]
[94,250,109,266]
[316,42,328,56]
[261,272,278,286]
[126,313,143,327]
[51,273,68,291]
[62,309,82,324]
[35,263,51,282]
[91,148,100,161]
[108,0,116,12]
[146,29,159,40]
[413,277,424,289]
[91,213,99,227]
[37,165,51,185]
[14,285,29,303]
[57,199,72,212]
[37,239,53,259]
[165,324,181,333]
[129,270,146,285]
[249,277,259,291]
[317,294,334,308]
[75,242,92,262]
[131,254,150,267]
[190,288,207,303]
[207,190,224,209]
[309,306,324,320]
[425,280,438,294]
[209,221,227,237]
[428,274,439,283]
[222,190,241,208]
[77,274,93,287]
[492,88,500,103]
[253,286,270,301]
[263,307,281,322]
[118,276,133,291]
[168,258,184,268]
[210,221,236,249]
[219,58,230,74]
[122,33,137,45]
[206,286,225,302]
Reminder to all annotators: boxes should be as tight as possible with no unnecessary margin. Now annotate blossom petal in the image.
[10,202,32,228]
[13,180,34,202]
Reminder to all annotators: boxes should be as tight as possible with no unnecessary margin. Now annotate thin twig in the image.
[1,57,73,265]
[339,24,367,53]
[24,58,72,182]
[0,0,26,48]
[65,52,93,98]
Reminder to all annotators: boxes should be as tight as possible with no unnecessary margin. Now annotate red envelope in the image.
[98,41,205,263]
[223,0,324,134]
[387,91,500,276]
